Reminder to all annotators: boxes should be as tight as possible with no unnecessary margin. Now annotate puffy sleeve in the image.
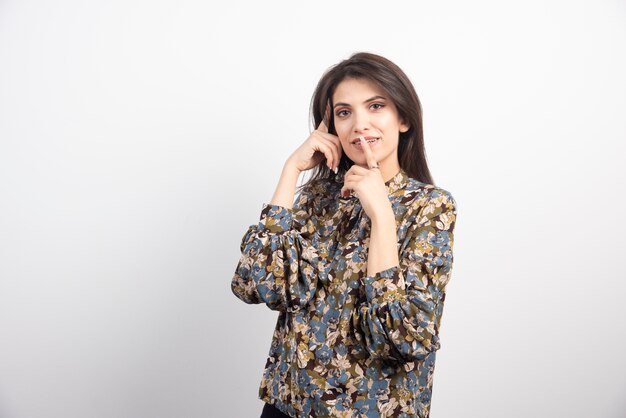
[352,189,457,362]
[231,183,322,312]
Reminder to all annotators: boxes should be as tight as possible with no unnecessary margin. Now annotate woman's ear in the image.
[400,120,410,133]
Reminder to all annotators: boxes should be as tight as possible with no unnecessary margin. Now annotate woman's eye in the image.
[371,103,385,110]
[336,110,349,117]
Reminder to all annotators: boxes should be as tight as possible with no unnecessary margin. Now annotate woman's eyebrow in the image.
[333,95,387,108]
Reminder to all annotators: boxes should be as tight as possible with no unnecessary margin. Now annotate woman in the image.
[232,52,457,418]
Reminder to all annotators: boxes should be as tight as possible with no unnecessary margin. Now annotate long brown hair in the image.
[300,52,434,193]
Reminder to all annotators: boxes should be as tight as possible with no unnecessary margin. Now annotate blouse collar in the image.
[384,168,409,195]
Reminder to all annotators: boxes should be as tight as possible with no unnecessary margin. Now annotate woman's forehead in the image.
[332,77,386,104]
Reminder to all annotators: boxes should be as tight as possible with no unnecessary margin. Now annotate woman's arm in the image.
[232,106,340,312]
[269,162,302,209]
[354,189,457,362]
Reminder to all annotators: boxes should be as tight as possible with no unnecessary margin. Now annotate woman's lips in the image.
[352,137,380,150]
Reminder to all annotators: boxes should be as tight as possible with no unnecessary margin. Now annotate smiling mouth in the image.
[351,137,379,145]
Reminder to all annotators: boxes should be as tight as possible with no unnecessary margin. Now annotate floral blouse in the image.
[231,168,457,418]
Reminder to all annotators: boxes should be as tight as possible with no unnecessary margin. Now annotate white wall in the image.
[1,1,625,417]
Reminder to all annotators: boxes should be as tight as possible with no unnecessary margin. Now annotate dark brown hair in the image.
[300,51,434,192]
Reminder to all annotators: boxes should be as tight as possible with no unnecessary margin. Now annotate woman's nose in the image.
[352,110,371,132]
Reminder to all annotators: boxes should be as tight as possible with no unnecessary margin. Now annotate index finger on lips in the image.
[359,136,378,169]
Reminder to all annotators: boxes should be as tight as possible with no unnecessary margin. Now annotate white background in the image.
[1,1,625,417]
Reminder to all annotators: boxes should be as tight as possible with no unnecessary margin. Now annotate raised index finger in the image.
[317,103,331,133]
[359,136,378,169]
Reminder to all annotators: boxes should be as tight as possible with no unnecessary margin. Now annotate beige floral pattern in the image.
[232,168,457,418]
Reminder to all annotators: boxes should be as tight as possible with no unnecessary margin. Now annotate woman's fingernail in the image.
[333,167,338,174]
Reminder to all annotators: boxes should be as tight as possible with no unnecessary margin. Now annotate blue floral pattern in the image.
[232,168,457,417]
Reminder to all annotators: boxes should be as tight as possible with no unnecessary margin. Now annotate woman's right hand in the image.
[286,105,343,173]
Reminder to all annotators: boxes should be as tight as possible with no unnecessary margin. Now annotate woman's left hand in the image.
[340,136,392,221]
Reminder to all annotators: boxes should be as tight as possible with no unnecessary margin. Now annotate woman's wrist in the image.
[370,202,395,225]
[283,158,303,176]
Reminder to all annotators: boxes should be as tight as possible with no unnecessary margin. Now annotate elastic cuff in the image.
[360,265,406,304]
[258,203,294,233]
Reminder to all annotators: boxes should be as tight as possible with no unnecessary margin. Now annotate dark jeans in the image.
[260,402,291,418]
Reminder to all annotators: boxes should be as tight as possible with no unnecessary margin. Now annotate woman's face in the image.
[332,77,409,177]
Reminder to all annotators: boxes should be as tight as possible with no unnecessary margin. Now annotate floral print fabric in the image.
[231,168,457,418]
